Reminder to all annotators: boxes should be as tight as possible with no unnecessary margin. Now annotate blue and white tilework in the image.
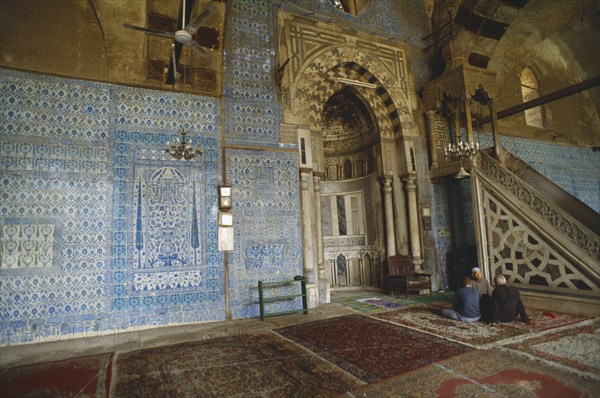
[477,133,600,212]
[109,128,224,325]
[0,69,230,345]
[224,0,281,147]
[226,148,303,319]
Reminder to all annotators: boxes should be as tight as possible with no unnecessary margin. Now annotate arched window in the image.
[343,159,352,179]
[520,67,544,128]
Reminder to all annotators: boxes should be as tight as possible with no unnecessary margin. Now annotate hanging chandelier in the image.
[165,130,202,160]
[444,141,479,160]
[445,141,479,179]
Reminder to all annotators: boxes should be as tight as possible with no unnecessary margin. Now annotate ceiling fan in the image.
[123,0,215,84]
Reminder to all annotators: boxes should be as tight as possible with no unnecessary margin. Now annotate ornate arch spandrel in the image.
[277,12,416,130]
[288,46,413,133]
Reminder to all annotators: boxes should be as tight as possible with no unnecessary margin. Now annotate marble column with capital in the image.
[312,173,325,279]
[381,176,397,257]
[404,175,424,272]
[299,169,316,283]
[299,168,319,307]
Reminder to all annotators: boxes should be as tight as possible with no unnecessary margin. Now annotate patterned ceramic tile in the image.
[0,69,229,345]
[225,148,303,319]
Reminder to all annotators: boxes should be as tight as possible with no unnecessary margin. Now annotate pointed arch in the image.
[289,45,413,135]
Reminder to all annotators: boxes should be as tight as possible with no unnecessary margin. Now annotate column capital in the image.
[402,174,417,190]
[378,175,393,185]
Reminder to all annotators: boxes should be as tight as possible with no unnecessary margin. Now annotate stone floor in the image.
[0,296,358,368]
[1,290,598,397]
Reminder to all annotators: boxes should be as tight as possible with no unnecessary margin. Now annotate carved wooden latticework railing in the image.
[474,150,599,297]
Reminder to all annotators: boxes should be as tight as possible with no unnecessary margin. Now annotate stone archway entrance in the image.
[277,11,424,304]
[320,87,382,289]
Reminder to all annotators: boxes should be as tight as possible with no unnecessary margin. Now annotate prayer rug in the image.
[275,314,471,383]
[355,297,407,310]
[373,304,529,347]
[504,319,600,379]
[332,291,453,313]
[332,294,413,313]
[0,352,113,398]
[501,307,591,332]
[375,304,592,348]
[114,333,361,397]
[340,349,598,398]
[430,301,590,332]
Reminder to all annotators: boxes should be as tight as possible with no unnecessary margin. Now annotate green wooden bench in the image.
[258,279,308,321]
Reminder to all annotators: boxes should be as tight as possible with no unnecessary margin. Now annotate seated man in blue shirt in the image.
[442,276,480,323]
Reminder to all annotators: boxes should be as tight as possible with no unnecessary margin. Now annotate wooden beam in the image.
[473,75,600,126]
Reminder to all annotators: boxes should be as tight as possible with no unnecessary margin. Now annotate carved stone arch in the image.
[290,45,409,135]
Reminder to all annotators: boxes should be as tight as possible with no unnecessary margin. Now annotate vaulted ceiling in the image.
[425,0,600,139]
[428,0,599,86]
[1,0,597,107]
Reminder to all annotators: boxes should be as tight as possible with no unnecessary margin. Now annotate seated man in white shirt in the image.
[470,267,493,323]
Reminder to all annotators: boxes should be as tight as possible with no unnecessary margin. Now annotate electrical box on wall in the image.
[422,207,431,231]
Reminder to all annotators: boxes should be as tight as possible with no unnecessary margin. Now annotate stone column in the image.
[299,169,316,282]
[381,176,397,257]
[312,172,324,279]
[395,175,410,256]
[300,168,319,307]
[404,175,424,272]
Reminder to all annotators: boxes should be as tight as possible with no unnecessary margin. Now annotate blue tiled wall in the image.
[222,1,304,319]
[0,67,306,343]
[224,0,281,148]
[0,69,228,345]
[226,148,303,319]
[477,133,600,212]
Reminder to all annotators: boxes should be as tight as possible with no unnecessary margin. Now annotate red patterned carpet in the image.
[275,314,472,383]
[0,352,113,398]
[114,333,362,397]
[341,349,599,398]
[373,304,590,348]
